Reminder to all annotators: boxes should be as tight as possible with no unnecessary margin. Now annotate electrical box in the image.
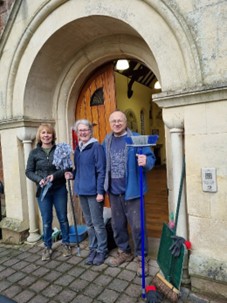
[201,168,217,192]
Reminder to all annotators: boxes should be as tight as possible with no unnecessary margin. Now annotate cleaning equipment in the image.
[0,294,17,303]
[145,285,162,303]
[125,134,159,299]
[68,180,80,256]
[53,143,81,256]
[40,179,52,201]
[153,158,186,302]
[69,224,87,243]
[68,178,81,256]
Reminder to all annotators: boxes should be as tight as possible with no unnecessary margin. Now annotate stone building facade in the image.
[0,0,226,299]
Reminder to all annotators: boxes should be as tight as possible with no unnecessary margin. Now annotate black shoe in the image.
[93,252,107,266]
[85,250,96,265]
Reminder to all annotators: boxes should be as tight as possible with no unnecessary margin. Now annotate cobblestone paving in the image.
[0,241,224,303]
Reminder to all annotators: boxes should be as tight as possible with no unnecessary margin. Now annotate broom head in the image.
[153,273,180,303]
[125,134,159,147]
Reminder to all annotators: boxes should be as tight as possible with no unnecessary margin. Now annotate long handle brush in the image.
[68,179,81,256]
[125,134,158,299]
[153,158,186,302]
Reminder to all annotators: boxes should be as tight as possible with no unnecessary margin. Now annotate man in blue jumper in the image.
[103,110,156,276]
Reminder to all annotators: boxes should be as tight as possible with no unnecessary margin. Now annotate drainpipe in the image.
[17,128,41,243]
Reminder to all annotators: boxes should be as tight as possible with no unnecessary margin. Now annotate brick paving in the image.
[0,240,224,303]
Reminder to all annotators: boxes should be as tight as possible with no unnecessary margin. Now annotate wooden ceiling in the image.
[114,60,157,98]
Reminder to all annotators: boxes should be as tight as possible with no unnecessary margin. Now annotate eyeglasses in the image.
[110,119,125,124]
[78,129,90,133]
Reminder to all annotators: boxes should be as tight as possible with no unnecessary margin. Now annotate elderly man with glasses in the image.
[103,110,156,277]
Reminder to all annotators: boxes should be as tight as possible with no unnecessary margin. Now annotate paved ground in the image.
[0,239,224,303]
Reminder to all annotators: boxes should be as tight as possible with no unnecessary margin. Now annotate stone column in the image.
[169,128,187,237]
[17,128,41,243]
[163,108,190,285]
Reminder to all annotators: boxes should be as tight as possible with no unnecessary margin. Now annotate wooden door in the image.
[75,63,116,208]
[75,63,117,143]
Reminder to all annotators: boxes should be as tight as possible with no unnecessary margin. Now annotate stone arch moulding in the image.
[5,0,201,127]
[56,35,159,142]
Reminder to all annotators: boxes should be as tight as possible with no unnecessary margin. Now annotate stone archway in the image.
[4,1,201,125]
[0,0,201,243]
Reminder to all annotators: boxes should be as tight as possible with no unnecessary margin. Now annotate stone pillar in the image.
[162,108,190,285]
[17,128,41,243]
[170,128,187,238]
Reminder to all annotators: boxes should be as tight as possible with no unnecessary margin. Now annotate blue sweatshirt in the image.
[73,140,106,196]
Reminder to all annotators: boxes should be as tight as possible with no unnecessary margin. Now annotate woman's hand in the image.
[39,178,46,187]
[65,171,73,180]
[39,175,53,187]
[46,175,54,182]
[96,194,104,202]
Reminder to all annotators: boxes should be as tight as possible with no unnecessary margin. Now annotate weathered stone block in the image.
[0,217,29,244]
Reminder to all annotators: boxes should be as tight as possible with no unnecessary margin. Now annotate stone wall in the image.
[0,0,226,298]
[0,0,15,35]
[0,0,15,239]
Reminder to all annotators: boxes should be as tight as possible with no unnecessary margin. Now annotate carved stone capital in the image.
[16,127,36,142]
[162,107,184,129]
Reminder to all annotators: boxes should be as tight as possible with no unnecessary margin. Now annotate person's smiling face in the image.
[40,128,53,147]
[109,111,127,136]
[77,123,91,144]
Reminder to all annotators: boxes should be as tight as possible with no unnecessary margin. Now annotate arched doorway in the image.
[74,61,168,241]
[2,0,196,251]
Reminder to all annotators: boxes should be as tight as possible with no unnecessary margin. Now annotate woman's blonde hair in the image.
[36,123,56,145]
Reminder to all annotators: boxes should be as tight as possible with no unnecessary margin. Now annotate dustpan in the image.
[157,223,185,289]
[154,158,186,296]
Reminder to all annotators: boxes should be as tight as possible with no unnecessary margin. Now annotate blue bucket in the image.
[69,225,87,243]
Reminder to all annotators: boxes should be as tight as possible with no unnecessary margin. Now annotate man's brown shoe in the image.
[136,256,149,277]
[107,249,133,267]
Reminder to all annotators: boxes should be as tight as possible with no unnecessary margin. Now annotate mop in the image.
[53,142,81,256]
[125,134,159,299]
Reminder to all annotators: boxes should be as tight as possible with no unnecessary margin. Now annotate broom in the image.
[152,158,186,302]
[125,134,159,299]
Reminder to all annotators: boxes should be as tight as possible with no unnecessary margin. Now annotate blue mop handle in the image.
[139,147,146,299]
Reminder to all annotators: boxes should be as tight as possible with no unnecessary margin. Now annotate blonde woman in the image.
[26,123,71,261]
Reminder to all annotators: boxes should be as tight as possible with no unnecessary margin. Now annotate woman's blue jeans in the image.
[79,195,107,254]
[37,185,70,248]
